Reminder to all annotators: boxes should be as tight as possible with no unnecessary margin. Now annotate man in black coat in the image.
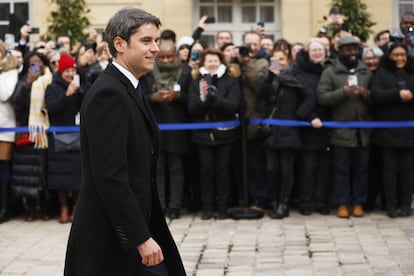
[64,7,186,276]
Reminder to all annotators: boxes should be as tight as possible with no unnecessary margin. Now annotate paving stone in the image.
[0,212,413,275]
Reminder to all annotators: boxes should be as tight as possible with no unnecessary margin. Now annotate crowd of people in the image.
[0,7,414,224]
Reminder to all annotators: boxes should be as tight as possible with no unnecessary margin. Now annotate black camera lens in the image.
[238,44,251,57]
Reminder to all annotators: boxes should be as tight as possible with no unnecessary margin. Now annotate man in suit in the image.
[64,7,186,276]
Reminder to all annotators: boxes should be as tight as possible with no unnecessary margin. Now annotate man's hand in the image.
[344,84,357,96]
[151,88,179,102]
[137,237,164,266]
[357,87,369,99]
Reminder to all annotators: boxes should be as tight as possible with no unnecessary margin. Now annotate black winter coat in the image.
[188,69,241,146]
[45,73,82,190]
[257,66,314,150]
[10,74,47,198]
[294,50,331,151]
[64,64,185,276]
[370,56,414,148]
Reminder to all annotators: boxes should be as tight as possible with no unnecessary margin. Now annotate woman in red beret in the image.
[45,54,82,223]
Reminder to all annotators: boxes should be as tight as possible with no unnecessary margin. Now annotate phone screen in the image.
[72,74,80,86]
[4,33,15,49]
[31,62,41,75]
[270,58,280,73]
[347,75,358,86]
[191,50,199,61]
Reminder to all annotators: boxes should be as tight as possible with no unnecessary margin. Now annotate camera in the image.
[238,44,252,57]
[56,42,65,50]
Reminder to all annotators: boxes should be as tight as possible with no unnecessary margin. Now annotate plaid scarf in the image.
[28,67,52,149]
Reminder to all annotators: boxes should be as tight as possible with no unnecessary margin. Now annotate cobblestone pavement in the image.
[0,210,414,276]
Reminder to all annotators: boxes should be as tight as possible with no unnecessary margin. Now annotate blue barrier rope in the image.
[2,119,414,133]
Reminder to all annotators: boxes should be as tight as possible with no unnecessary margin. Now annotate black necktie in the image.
[136,83,142,97]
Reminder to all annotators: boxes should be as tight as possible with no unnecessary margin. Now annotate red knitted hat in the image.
[58,54,77,74]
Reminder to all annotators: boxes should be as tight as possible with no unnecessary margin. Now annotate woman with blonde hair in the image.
[0,41,19,222]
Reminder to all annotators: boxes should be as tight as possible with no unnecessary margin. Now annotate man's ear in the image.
[113,36,126,53]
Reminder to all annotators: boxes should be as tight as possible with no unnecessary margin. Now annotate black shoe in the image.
[269,204,289,219]
[316,207,330,215]
[201,211,213,220]
[217,211,228,220]
[299,208,312,216]
[0,211,8,224]
[386,208,398,218]
[168,208,180,220]
[399,208,411,217]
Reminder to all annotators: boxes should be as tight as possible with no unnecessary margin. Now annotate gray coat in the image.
[317,59,372,147]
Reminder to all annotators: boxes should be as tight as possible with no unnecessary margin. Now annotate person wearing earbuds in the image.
[45,53,82,224]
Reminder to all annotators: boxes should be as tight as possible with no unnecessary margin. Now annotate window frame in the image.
[194,0,281,46]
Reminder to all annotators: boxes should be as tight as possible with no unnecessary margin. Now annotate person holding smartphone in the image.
[256,45,314,219]
[9,51,52,222]
[143,40,192,220]
[317,36,372,219]
[45,54,81,224]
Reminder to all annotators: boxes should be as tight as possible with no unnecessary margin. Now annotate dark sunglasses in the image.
[50,60,59,65]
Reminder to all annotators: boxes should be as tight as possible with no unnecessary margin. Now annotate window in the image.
[195,0,281,46]
[395,0,414,28]
[0,0,30,45]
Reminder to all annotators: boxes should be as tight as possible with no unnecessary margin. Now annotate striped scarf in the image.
[28,67,52,149]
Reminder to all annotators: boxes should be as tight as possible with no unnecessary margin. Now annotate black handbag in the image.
[257,106,277,138]
[53,133,80,152]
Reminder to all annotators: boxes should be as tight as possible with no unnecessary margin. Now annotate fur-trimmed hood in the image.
[191,63,241,80]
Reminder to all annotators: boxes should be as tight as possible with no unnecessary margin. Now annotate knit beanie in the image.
[58,54,77,74]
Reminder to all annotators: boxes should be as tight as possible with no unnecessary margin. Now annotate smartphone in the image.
[270,58,280,72]
[257,21,265,28]
[31,62,41,75]
[160,82,169,90]
[191,50,199,61]
[205,16,215,24]
[347,75,358,87]
[4,33,15,49]
[30,27,40,34]
[72,74,80,86]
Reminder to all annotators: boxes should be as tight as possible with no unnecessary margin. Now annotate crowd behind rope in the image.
[0,8,413,224]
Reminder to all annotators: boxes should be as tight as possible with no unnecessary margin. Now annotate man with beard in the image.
[144,40,192,220]
[317,36,372,219]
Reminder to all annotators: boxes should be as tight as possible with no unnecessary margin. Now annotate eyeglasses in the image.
[50,60,59,65]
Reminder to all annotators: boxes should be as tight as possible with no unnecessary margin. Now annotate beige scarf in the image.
[28,67,52,149]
